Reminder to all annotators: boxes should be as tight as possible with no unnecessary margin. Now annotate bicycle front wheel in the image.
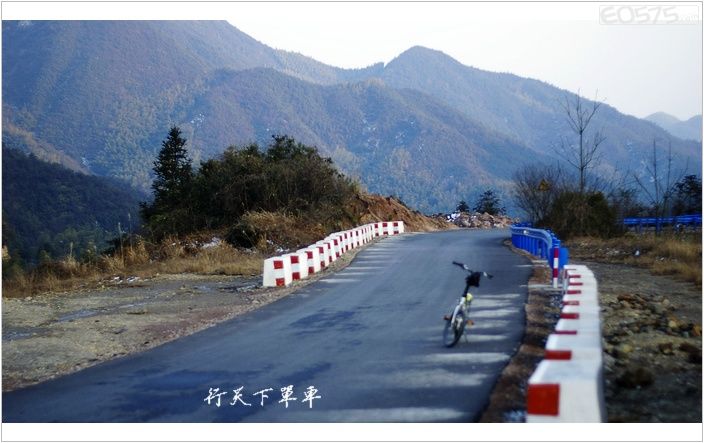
[443,310,465,347]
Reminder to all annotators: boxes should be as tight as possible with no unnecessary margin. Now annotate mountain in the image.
[3,20,701,214]
[2,147,143,264]
[2,20,377,189]
[182,68,550,210]
[645,112,702,142]
[368,47,700,177]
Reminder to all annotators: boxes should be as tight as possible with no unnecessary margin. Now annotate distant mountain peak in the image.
[645,111,682,125]
[645,112,702,142]
[392,45,455,62]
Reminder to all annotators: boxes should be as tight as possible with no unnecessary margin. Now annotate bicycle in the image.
[442,261,493,347]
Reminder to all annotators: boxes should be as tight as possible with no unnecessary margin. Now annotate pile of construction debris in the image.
[441,211,518,229]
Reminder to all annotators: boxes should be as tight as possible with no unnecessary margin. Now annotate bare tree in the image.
[633,138,687,233]
[512,162,567,223]
[556,91,606,195]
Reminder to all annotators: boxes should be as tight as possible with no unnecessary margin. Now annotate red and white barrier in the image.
[363,225,372,243]
[351,229,360,249]
[297,247,321,275]
[554,318,601,335]
[262,221,406,287]
[544,333,603,362]
[315,238,339,267]
[527,263,605,422]
[313,243,331,269]
[341,231,351,253]
[526,359,605,422]
[326,235,341,259]
[262,257,293,287]
[286,252,309,281]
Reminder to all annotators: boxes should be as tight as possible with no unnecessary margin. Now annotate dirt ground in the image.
[480,246,702,422]
[588,261,702,422]
[2,247,362,391]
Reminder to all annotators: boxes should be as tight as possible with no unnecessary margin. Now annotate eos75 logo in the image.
[599,5,700,24]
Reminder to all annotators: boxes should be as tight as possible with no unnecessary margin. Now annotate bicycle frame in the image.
[443,262,491,347]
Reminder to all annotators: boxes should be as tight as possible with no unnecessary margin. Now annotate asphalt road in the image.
[3,229,531,423]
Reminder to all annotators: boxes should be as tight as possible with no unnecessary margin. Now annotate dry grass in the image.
[147,243,262,276]
[567,232,702,286]
[2,238,263,298]
[236,210,328,252]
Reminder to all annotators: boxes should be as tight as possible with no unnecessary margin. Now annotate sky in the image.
[223,2,702,121]
[3,2,702,120]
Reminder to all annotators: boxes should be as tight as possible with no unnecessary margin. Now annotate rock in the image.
[679,343,702,364]
[658,342,674,355]
[617,367,654,388]
[692,324,702,337]
[667,317,680,330]
[615,343,633,358]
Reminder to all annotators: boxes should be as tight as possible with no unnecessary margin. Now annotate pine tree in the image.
[473,189,506,216]
[140,126,194,237]
[152,126,192,209]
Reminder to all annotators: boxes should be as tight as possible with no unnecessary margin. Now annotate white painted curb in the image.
[527,264,605,423]
[526,359,605,422]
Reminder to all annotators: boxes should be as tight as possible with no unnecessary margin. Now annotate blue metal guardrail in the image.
[623,214,702,228]
[511,223,568,288]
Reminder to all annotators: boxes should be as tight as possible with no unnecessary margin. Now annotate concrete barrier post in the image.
[298,247,321,275]
[552,245,560,289]
[383,222,392,236]
[262,256,293,287]
[325,235,340,258]
[319,239,336,263]
[526,359,605,422]
[286,252,309,281]
[312,243,330,269]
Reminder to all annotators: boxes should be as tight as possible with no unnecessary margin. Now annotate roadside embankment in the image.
[480,240,701,422]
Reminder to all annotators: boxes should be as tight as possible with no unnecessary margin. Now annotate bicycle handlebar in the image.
[452,261,494,279]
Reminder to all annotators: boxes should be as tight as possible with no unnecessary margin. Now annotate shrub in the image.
[543,191,620,239]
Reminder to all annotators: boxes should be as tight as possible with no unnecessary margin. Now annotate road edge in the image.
[478,239,563,422]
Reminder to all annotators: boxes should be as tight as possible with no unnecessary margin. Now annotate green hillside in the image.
[179,68,549,211]
[3,20,700,214]
[2,147,143,266]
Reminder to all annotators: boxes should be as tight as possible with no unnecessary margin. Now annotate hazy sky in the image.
[224,2,702,120]
[5,2,702,120]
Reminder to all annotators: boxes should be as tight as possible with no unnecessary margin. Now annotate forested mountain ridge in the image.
[2,147,142,265]
[369,46,700,177]
[180,67,551,210]
[1,20,384,190]
[3,20,700,214]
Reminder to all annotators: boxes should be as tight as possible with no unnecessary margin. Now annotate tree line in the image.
[139,127,359,244]
[510,92,701,239]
